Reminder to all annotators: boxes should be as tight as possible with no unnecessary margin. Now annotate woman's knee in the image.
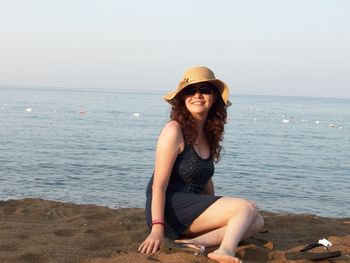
[248,200,258,212]
[255,213,264,230]
[242,213,265,240]
[246,201,264,232]
[245,200,259,218]
[249,202,264,228]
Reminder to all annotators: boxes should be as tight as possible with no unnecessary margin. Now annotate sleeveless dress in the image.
[145,144,222,239]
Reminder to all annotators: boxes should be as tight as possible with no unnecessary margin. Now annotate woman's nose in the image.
[194,91,204,97]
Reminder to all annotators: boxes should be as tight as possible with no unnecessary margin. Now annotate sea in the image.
[1,87,349,218]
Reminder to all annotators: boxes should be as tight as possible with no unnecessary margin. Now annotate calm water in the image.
[1,87,349,218]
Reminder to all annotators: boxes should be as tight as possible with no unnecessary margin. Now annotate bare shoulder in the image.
[160,120,181,136]
[158,121,184,152]
[163,120,181,132]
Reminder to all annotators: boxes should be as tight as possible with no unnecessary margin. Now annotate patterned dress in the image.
[145,144,221,239]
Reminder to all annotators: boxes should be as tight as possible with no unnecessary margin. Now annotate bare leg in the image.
[176,197,264,263]
[176,213,264,247]
[207,207,255,263]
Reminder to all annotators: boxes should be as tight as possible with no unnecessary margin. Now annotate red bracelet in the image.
[152,219,165,226]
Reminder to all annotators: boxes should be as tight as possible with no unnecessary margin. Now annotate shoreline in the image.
[0,198,349,263]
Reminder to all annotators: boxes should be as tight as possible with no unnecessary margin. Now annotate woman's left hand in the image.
[138,225,165,254]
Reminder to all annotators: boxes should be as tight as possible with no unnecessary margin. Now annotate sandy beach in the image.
[0,198,349,263]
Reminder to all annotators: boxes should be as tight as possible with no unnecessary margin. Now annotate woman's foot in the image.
[174,239,205,254]
[207,249,242,263]
[175,238,196,244]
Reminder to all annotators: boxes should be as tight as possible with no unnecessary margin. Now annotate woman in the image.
[138,66,264,263]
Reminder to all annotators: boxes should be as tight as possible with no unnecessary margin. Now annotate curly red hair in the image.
[169,85,227,162]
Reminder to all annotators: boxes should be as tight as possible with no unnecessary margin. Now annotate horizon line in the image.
[0,84,349,101]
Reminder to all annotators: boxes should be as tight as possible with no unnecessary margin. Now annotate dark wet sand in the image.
[0,198,349,262]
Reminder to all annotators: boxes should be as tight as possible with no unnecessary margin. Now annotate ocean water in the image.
[1,87,349,218]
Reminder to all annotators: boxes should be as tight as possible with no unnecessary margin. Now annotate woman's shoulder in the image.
[162,120,182,134]
[158,121,184,150]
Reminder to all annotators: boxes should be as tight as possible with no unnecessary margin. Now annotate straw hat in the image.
[163,66,231,107]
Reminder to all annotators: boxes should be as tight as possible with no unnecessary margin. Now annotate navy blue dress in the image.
[145,144,221,239]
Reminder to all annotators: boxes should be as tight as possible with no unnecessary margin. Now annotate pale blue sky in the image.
[0,0,349,98]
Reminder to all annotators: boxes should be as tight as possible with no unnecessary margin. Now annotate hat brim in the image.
[164,79,231,107]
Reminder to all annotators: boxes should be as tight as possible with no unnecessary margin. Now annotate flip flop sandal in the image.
[161,239,205,255]
[286,251,341,261]
[286,238,341,261]
[178,242,206,255]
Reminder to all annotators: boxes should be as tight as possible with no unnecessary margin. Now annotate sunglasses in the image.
[182,85,214,96]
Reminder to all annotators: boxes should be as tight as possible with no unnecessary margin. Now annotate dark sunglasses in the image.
[182,85,214,96]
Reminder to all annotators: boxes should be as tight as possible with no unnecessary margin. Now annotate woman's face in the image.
[182,83,216,118]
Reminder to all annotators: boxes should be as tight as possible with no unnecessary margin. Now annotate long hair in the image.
[169,86,227,162]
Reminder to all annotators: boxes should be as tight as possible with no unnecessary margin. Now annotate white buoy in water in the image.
[26,108,32,112]
[282,119,290,123]
[133,113,140,117]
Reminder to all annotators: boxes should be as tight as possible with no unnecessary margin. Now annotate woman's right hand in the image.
[138,225,165,254]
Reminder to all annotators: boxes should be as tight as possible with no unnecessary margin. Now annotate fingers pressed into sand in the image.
[152,241,160,253]
[207,250,242,263]
[148,241,160,254]
[138,240,160,254]
[138,242,145,253]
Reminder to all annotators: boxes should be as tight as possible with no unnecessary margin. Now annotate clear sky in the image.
[0,0,349,98]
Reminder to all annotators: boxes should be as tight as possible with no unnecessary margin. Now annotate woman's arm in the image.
[202,178,215,195]
[139,121,184,254]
